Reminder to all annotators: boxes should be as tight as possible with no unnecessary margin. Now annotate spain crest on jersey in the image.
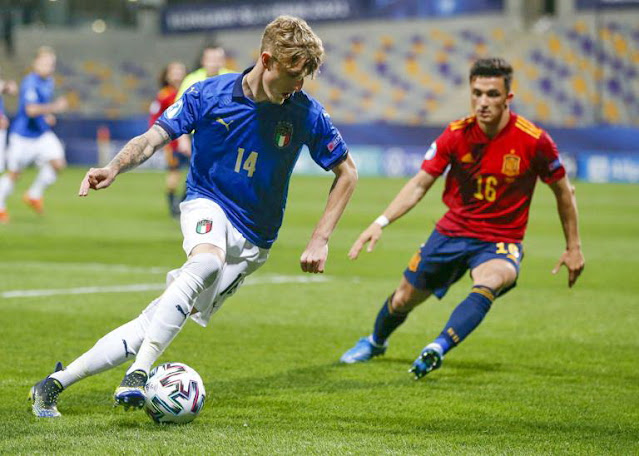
[274,121,293,148]
[502,152,521,177]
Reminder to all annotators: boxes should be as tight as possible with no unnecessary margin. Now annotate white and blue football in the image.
[143,362,206,424]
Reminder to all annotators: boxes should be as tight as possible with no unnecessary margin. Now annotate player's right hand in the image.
[348,223,383,260]
[78,167,117,196]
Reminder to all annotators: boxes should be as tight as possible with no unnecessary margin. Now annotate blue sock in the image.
[433,285,495,354]
[371,293,408,345]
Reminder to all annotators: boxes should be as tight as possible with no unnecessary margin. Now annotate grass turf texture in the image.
[1,168,637,455]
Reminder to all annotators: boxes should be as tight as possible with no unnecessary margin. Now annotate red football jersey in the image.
[149,86,179,151]
[421,112,565,243]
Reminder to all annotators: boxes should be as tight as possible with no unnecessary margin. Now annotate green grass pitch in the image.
[1,168,637,455]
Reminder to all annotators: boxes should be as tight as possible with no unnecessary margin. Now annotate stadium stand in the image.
[1,12,637,126]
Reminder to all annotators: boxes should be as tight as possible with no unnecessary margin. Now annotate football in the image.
[143,362,206,424]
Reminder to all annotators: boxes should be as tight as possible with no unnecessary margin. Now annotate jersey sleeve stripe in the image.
[449,116,475,131]
[514,120,542,139]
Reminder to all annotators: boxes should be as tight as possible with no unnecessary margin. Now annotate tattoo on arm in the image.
[108,125,171,173]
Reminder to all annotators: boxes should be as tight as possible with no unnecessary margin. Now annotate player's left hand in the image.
[552,247,585,287]
[300,238,328,273]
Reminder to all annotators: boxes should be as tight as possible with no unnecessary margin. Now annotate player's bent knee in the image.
[392,283,430,313]
[190,243,225,261]
[472,260,517,291]
[51,159,66,172]
[183,252,224,288]
[474,270,517,293]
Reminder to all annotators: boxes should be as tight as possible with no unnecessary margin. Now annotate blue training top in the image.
[11,72,55,138]
[156,68,349,249]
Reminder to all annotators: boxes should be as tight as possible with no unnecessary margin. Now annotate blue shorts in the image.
[403,230,524,299]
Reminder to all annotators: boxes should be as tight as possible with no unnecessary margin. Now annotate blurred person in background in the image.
[173,43,233,182]
[0,73,18,173]
[0,46,67,223]
[149,61,187,217]
[176,42,232,100]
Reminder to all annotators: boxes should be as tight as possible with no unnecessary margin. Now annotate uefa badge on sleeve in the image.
[274,121,293,148]
[196,219,213,234]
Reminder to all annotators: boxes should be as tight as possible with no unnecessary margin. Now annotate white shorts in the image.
[6,131,65,172]
[0,129,6,173]
[174,197,269,326]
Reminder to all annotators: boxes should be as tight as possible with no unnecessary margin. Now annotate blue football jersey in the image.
[156,69,348,249]
[11,72,55,138]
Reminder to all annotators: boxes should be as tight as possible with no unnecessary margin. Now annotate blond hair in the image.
[260,16,324,77]
[36,46,56,58]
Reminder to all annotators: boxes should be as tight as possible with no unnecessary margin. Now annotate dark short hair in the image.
[469,57,513,92]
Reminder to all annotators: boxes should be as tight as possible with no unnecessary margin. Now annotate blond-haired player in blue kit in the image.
[29,16,358,418]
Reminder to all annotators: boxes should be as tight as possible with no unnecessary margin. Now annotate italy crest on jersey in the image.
[196,219,213,234]
[502,151,521,177]
[274,121,293,148]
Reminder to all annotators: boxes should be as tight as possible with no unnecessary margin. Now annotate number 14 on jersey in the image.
[234,148,258,177]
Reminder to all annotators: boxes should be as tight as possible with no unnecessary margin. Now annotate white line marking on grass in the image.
[1,274,331,299]
[0,261,167,274]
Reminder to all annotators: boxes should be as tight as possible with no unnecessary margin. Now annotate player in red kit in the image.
[340,58,585,378]
[149,61,186,217]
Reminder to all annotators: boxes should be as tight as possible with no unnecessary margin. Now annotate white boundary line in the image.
[1,274,331,299]
[0,261,167,274]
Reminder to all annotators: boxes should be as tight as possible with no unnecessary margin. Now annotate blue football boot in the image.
[340,336,388,364]
[29,362,65,417]
[409,345,443,380]
[114,370,148,410]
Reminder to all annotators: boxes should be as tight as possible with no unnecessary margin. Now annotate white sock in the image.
[425,342,444,358]
[27,163,57,199]
[50,298,160,389]
[0,174,14,210]
[127,253,223,374]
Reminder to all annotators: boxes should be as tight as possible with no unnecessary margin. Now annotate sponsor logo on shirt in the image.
[424,142,437,160]
[274,121,293,148]
[165,99,183,119]
[216,117,234,131]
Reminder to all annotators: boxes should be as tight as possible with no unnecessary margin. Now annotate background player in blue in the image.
[29,16,358,417]
[0,46,68,223]
[0,74,18,174]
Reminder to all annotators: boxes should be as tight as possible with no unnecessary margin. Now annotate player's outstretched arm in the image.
[79,125,170,196]
[348,170,436,260]
[25,96,68,118]
[549,176,585,287]
[300,154,358,274]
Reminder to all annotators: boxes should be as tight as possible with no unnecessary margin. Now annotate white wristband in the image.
[374,215,389,228]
